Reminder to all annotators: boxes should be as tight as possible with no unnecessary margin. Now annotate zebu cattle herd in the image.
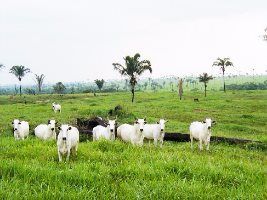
[11,103,216,162]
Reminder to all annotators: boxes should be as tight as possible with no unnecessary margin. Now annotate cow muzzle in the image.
[62,137,67,141]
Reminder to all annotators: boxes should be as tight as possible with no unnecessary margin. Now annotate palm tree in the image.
[35,74,45,93]
[212,57,233,92]
[199,73,213,97]
[9,65,30,96]
[113,53,152,102]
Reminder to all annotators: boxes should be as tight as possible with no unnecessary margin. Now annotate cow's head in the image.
[48,119,56,131]
[134,118,147,132]
[202,118,216,130]
[157,119,168,132]
[107,119,116,133]
[58,125,72,141]
[12,119,21,132]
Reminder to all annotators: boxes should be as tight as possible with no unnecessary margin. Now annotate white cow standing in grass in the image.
[12,119,29,140]
[52,102,61,113]
[57,124,79,162]
[34,120,57,140]
[93,118,116,141]
[117,118,146,146]
[189,118,216,151]
[143,119,168,147]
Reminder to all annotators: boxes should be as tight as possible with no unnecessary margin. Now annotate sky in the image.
[0,0,266,85]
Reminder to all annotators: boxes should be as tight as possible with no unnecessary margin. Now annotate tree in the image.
[199,73,213,97]
[35,74,45,93]
[0,64,4,82]
[94,79,105,91]
[9,65,30,96]
[113,53,152,102]
[124,79,129,91]
[0,64,4,70]
[178,78,183,100]
[53,82,66,94]
[143,82,148,90]
[264,27,267,41]
[212,57,233,92]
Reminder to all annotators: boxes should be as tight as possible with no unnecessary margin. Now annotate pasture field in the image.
[0,90,266,199]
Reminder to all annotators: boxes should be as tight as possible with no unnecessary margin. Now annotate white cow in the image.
[189,118,216,150]
[12,119,29,140]
[143,119,168,147]
[34,120,57,140]
[57,124,79,162]
[52,102,61,113]
[117,118,146,146]
[93,119,116,141]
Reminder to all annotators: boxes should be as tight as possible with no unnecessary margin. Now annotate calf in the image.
[12,119,29,140]
[57,124,79,162]
[117,118,146,146]
[189,118,216,150]
[52,102,61,113]
[143,119,167,147]
[93,119,116,141]
[34,120,57,140]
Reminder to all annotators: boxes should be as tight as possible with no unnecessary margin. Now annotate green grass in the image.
[0,90,266,199]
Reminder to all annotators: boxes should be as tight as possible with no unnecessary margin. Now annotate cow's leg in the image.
[190,134,194,150]
[66,148,70,162]
[58,149,62,162]
[199,140,203,151]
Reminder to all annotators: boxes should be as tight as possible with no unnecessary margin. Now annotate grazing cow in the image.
[117,118,146,146]
[57,124,79,162]
[12,119,29,140]
[52,102,61,113]
[93,118,116,141]
[189,118,216,150]
[34,120,57,140]
[143,119,168,147]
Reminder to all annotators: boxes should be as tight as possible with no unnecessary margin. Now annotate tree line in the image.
[0,55,237,100]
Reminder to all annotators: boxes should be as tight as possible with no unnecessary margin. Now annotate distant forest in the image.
[0,75,266,95]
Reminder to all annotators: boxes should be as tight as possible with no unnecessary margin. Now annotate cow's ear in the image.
[48,120,50,124]
[144,118,146,121]
[68,127,72,130]
[212,120,216,124]
[157,121,159,124]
